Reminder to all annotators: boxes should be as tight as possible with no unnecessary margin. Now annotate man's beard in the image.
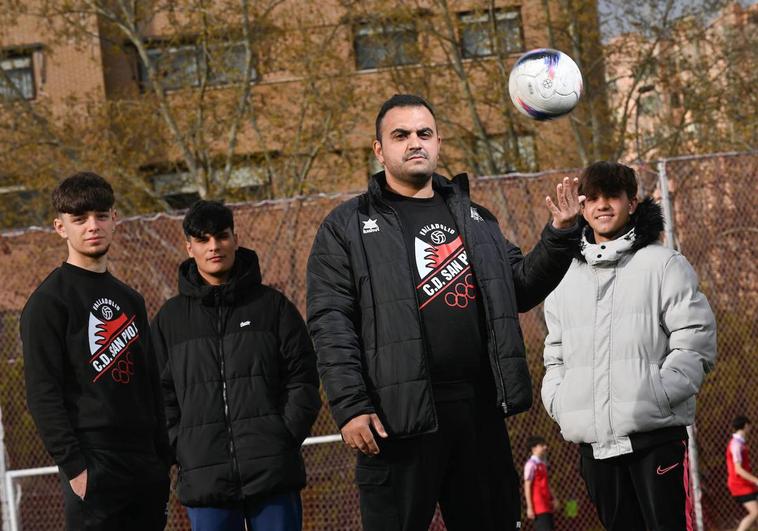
[402,170,433,185]
[84,244,110,259]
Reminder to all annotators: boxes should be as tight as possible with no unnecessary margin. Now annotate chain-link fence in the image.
[0,151,755,530]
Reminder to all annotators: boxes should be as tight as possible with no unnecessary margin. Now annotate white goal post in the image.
[2,434,341,531]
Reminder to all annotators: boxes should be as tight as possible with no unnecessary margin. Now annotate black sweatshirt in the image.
[20,262,170,479]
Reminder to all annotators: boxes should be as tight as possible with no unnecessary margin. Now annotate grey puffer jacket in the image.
[541,198,717,459]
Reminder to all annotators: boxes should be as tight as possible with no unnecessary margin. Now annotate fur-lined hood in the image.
[575,196,664,262]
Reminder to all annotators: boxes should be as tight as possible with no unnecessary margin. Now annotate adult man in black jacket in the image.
[152,201,320,530]
[307,95,584,530]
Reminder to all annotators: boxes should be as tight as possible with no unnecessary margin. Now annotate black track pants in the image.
[580,439,693,531]
[60,448,169,531]
[356,399,521,531]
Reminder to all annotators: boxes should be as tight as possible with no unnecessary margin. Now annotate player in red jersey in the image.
[524,436,559,531]
[727,416,758,531]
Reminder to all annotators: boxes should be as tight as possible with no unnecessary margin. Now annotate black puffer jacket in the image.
[152,248,320,507]
[307,172,580,436]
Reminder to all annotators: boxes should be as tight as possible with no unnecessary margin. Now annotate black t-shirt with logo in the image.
[383,188,487,402]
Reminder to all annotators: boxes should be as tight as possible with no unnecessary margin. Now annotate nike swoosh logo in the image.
[656,463,679,475]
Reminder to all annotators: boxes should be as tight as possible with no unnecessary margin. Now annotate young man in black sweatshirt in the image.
[20,173,170,530]
[151,201,320,531]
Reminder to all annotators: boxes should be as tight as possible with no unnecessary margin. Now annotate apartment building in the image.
[603,1,757,162]
[0,0,602,223]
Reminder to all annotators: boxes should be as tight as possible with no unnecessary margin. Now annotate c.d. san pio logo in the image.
[87,298,139,384]
[413,223,477,310]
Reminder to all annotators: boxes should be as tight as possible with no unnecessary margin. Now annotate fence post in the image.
[0,404,9,531]
[657,159,704,531]
[657,159,677,250]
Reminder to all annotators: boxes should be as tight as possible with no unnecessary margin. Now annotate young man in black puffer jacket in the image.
[152,201,320,531]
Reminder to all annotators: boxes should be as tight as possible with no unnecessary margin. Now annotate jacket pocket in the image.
[82,468,94,501]
[549,382,563,423]
[80,451,100,501]
[272,414,297,447]
[553,368,597,444]
[354,461,400,526]
[649,364,673,418]
[355,463,390,487]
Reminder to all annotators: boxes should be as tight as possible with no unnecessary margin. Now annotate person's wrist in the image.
[551,218,578,231]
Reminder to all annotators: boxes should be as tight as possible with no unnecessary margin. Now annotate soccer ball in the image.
[508,48,583,120]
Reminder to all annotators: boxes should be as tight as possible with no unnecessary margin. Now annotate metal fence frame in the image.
[3,435,342,531]
[1,151,755,530]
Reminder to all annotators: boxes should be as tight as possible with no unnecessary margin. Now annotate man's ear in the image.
[185,239,193,258]
[53,217,67,240]
[629,196,639,215]
[372,139,384,167]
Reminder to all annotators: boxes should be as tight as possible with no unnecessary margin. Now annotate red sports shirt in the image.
[524,455,553,515]
[727,433,758,496]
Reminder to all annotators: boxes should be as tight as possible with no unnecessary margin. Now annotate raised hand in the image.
[546,176,585,229]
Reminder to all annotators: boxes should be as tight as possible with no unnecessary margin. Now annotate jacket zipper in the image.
[216,290,242,495]
[382,202,439,426]
[454,197,509,414]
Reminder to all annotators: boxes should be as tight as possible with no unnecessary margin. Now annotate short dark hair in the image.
[526,436,547,451]
[734,416,750,431]
[52,172,115,214]
[183,200,234,239]
[375,94,436,141]
[579,161,638,200]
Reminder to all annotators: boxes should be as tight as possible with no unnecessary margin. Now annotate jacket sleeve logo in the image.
[88,298,138,384]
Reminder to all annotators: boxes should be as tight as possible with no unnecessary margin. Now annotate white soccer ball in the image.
[508,48,583,120]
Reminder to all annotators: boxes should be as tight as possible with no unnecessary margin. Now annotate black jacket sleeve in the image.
[276,295,321,444]
[140,308,172,468]
[150,312,179,463]
[20,291,86,479]
[481,206,581,312]
[306,217,374,429]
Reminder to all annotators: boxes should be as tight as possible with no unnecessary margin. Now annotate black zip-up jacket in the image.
[152,248,320,507]
[307,172,581,436]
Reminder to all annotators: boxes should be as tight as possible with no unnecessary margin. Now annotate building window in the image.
[224,165,266,190]
[354,21,419,70]
[0,52,35,100]
[148,161,266,209]
[149,167,200,209]
[475,134,536,174]
[205,42,249,85]
[638,93,662,115]
[141,40,255,91]
[459,8,524,59]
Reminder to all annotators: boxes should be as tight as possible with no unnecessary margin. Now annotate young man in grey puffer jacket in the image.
[541,161,717,531]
